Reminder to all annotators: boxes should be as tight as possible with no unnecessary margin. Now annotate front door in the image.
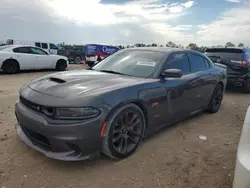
[159,52,200,125]
[29,47,52,69]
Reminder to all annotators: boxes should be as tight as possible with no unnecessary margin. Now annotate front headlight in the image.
[55,107,100,120]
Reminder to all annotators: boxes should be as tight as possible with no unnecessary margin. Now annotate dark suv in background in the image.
[205,48,250,93]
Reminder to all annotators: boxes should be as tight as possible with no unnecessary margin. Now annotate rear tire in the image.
[102,104,145,160]
[55,60,67,71]
[74,56,82,64]
[2,60,19,74]
[206,84,223,113]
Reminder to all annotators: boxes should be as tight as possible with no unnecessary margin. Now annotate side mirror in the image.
[161,69,183,78]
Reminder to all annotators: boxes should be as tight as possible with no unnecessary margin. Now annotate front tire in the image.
[102,104,145,160]
[55,60,67,71]
[206,84,223,113]
[2,60,19,74]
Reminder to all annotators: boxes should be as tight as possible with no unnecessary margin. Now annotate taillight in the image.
[231,60,250,68]
[240,60,250,67]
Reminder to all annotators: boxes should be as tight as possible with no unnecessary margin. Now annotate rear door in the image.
[12,47,34,69]
[187,52,215,108]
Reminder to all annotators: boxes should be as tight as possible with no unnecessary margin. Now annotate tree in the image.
[186,43,198,51]
[134,43,146,47]
[151,43,157,47]
[166,41,176,48]
[238,43,244,47]
[117,45,125,49]
[225,42,235,48]
[160,45,163,47]
[177,44,184,49]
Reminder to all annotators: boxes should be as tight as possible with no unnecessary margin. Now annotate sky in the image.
[0,0,250,47]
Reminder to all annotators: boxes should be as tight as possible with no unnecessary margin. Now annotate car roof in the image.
[124,47,205,56]
[2,44,33,49]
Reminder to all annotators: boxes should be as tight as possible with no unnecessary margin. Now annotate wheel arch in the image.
[1,58,20,70]
[217,81,224,89]
[104,99,149,133]
[57,59,67,64]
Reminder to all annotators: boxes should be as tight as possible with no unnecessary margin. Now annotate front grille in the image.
[20,97,55,118]
[21,126,51,151]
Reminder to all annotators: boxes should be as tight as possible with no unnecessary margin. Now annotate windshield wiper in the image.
[99,70,125,75]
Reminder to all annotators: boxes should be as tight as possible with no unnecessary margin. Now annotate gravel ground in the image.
[0,64,248,188]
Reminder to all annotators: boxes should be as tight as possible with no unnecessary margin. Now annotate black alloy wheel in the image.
[207,84,223,113]
[3,60,19,74]
[56,60,67,71]
[102,104,145,159]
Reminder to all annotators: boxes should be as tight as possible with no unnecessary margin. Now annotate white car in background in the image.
[233,104,250,188]
[0,45,68,74]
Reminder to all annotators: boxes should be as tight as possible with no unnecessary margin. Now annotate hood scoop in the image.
[49,77,66,83]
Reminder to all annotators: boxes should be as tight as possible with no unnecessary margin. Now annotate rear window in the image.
[35,42,41,48]
[41,43,48,49]
[49,43,58,50]
[205,48,244,53]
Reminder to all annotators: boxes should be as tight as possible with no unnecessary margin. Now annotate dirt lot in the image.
[0,64,248,188]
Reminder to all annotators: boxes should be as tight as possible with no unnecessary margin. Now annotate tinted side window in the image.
[30,47,48,55]
[164,53,190,74]
[35,42,41,47]
[49,43,58,50]
[188,53,207,72]
[13,47,30,54]
[203,58,211,68]
[41,43,48,49]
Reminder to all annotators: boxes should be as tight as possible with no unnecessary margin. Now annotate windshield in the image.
[92,50,165,78]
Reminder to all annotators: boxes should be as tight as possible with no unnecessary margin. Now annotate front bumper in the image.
[233,105,250,187]
[15,101,103,161]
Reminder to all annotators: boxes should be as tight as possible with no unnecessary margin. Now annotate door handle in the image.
[191,83,196,87]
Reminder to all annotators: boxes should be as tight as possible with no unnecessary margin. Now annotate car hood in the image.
[28,69,145,98]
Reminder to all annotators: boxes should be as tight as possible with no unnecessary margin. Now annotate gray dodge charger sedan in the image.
[15,47,227,161]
